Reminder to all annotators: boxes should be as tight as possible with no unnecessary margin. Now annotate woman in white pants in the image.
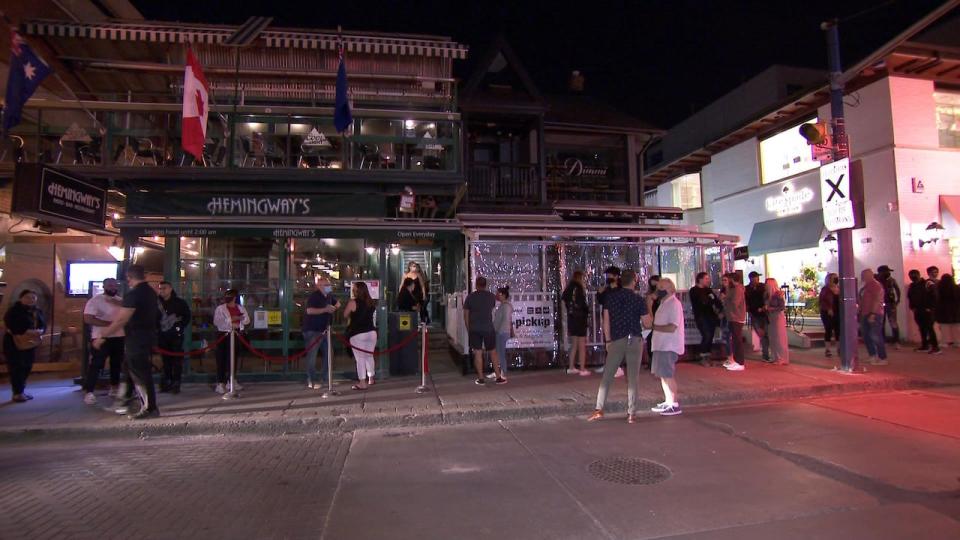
[344,281,378,390]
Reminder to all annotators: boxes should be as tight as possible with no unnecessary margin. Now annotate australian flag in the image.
[3,31,52,132]
[333,40,352,134]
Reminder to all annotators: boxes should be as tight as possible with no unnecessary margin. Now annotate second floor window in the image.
[759,117,821,184]
[935,90,960,149]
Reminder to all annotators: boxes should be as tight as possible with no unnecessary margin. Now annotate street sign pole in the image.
[824,20,858,372]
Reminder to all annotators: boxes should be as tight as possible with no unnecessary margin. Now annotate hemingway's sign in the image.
[12,166,107,229]
[205,197,312,216]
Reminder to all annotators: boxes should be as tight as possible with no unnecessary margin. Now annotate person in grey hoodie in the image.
[721,272,747,371]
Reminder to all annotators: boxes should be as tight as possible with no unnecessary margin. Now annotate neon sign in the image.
[765,183,814,217]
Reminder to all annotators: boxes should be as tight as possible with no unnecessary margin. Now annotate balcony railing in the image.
[467,162,540,204]
[0,101,460,174]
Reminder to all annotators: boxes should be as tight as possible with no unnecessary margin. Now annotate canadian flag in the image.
[182,49,209,161]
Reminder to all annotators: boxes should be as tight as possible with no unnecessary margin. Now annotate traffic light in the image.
[799,122,828,145]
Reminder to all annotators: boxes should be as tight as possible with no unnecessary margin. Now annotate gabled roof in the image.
[460,35,545,114]
[544,94,662,134]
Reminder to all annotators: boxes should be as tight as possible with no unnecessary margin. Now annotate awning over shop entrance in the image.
[941,196,960,237]
[747,209,824,257]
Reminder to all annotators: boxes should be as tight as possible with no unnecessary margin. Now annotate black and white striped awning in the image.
[21,20,468,59]
[22,20,230,44]
[263,33,468,59]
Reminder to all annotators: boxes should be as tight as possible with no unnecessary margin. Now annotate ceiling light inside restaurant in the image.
[365,246,375,255]
[404,120,415,130]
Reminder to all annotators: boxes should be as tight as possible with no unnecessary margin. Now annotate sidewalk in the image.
[1,345,957,441]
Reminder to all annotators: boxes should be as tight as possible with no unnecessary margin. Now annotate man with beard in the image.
[81,278,125,405]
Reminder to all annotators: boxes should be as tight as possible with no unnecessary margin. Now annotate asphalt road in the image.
[2,388,959,540]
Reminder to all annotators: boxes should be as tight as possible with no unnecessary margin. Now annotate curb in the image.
[0,376,947,443]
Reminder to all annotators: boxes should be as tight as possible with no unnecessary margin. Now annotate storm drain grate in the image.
[588,458,671,485]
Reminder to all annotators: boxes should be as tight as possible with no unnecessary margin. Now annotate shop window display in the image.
[759,117,821,184]
[934,90,960,148]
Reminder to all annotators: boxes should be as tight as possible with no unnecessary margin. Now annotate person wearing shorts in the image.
[651,278,685,416]
[463,277,505,385]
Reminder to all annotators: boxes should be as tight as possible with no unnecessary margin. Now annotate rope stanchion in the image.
[223,329,239,400]
[416,324,429,394]
[321,328,337,399]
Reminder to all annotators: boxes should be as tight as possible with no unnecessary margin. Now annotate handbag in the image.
[12,331,41,351]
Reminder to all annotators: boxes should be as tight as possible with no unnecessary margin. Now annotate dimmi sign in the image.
[765,184,814,217]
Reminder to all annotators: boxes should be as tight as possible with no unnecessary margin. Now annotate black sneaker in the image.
[474,378,485,385]
[127,408,160,420]
[495,377,508,385]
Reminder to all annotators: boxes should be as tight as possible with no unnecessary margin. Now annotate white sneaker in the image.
[565,368,580,375]
[215,383,227,394]
[485,372,498,379]
[230,380,244,391]
[650,401,670,413]
[725,363,745,371]
[594,366,605,374]
[659,404,682,416]
[722,360,736,369]
[614,367,624,378]
[83,392,97,405]
[579,369,591,377]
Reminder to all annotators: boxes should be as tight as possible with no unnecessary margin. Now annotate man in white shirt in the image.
[650,278,685,416]
[81,278,125,405]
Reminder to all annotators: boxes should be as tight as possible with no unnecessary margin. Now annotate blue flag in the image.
[334,49,352,134]
[3,32,52,132]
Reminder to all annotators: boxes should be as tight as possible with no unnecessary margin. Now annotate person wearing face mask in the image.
[81,278,125,405]
[302,276,340,390]
[157,281,192,394]
[650,278,684,416]
[4,290,46,403]
[213,289,250,394]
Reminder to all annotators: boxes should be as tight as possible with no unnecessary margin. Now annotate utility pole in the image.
[823,20,858,372]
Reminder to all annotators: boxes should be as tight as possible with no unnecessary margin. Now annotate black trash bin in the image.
[388,311,420,376]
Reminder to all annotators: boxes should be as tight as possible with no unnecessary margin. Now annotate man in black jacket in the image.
[745,271,769,362]
[157,281,192,393]
[906,269,939,353]
[689,272,722,365]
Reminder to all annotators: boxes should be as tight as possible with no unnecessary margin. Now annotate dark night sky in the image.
[134,0,949,129]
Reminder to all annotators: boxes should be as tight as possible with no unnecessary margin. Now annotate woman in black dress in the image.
[397,277,420,313]
[561,271,590,376]
[4,290,46,403]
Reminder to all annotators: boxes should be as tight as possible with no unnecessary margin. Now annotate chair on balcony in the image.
[358,143,382,169]
[0,135,27,163]
[125,138,162,166]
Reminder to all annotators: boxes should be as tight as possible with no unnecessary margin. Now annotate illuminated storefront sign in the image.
[765,183,814,217]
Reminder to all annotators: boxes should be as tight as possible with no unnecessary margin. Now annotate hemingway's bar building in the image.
[1,9,735,379]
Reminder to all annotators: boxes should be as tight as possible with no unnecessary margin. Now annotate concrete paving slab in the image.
[498,417,876,540]
[696,402,960,493]
[808,389,960,438]
[658,503,960,540]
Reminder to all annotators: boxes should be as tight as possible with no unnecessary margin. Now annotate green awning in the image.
[747,209,824,257]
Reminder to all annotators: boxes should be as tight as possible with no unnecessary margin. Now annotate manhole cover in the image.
[588,458,671,485]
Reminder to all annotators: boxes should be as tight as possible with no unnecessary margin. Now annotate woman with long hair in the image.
[764,278,789,365]
[561,271,591,376]
[397,277,420,313]
[3,290,45,403]
[401,261,429,324]
[819,273,841,357]
[344,281,378,390]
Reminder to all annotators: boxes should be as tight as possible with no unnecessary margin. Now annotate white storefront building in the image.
[643,10,960,343]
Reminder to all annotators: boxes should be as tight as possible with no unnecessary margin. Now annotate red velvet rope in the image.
[234,331,329,363]
[151,331,229,357]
